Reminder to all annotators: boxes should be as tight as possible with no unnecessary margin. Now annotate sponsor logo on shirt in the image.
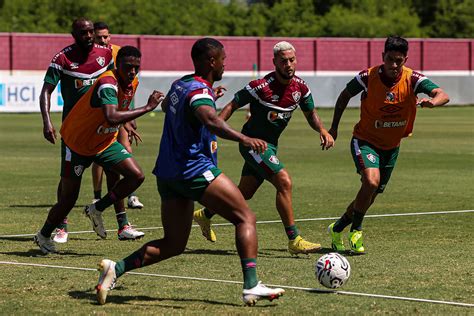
[70,62,79,69]
[271,95,279,102]
[380,103,402,113]
[374,120,407,128]
[74,78,96,89]
[267,111,292,122]
[96,125,120,134]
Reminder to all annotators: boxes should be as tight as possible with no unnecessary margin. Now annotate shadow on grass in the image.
[184,248,235,256]
[0,249,99,257]
[9,204,54,208]
[0,236,35,241]
[68,288,247,307]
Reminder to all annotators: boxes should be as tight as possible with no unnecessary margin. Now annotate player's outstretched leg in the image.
[200,173,284,305]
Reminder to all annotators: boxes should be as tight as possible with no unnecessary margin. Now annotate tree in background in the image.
[0,0,472,38]
[322,0,424,37]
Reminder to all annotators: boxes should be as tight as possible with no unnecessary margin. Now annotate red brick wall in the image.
[0,33,10,70]
[2,33,473,72]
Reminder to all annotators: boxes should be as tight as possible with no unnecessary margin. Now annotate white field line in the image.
[0,261,472,308]
[0,209,473,238]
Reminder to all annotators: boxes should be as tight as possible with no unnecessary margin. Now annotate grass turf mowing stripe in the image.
[0,260,472,308]
[0,209,473,238]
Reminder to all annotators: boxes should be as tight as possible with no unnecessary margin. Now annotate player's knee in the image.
[364,177,380,191]
[277,174,292,193]
[241,207,256,225]
[132,170,145,185]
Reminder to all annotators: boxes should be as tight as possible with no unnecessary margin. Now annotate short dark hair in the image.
[116,46,141,65]
[94,21,109,31]
[384,36,409,56]
[71,17,91,32]
[191,38,224,64]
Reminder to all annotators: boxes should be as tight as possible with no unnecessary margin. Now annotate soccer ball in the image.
[315,253,351,289]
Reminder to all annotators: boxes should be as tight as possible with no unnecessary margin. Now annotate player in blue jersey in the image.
[95,38,285,306]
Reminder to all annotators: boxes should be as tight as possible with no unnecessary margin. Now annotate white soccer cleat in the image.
[34,231,57,254]
[53,228,68,244]
[84,203,107,239]
[118,224,145,240]
[242,281,285,306]
[96,259,117,305]
[127,196,144,209]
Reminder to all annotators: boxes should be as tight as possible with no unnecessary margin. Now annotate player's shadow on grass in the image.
[68,289,246,307]
[184,248,236,256]
[257,247,320,259]
[0,249,99,257]
[0,236,35,242]
[9,204,54,208]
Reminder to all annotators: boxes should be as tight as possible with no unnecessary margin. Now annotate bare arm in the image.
[103,90,164,126]
[39,82,57,144]
[418,88,450,108]
[329,88,353,140]
[303,109,334,150]
[218,100,240,121]
[194,105,267,153]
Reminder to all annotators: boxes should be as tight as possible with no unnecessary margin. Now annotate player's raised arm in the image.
[103,90,164,125]
[39,82,58,144]
[218,99,241,121]
[417,87,450,108]
[329,88,353,141]
[195,105,267,154]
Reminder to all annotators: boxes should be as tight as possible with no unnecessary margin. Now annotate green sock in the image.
[116,211,129,229]
[40,221,56,238]
[334,213,352,233]
[95,191,118,212]
[241,258,258,289]
[203,207,214,219]
[115,250,144,278]
[350,211,364,232]
[285,225,299,240]
[57,218,68,230]
[94,190,102,200]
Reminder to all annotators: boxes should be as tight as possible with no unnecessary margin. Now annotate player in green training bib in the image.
[193,41,334,255]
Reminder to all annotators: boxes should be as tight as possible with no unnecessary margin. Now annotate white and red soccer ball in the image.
[315,253,351,289]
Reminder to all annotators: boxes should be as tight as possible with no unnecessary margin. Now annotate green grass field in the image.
[0,106,473,314]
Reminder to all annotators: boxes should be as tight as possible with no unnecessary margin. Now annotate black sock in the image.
[94,190,102,200]
[40,221,56,238]
[95,191,118,212]
[333,214,352,233]
[350,211,365,231]
[203,207,214,219]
